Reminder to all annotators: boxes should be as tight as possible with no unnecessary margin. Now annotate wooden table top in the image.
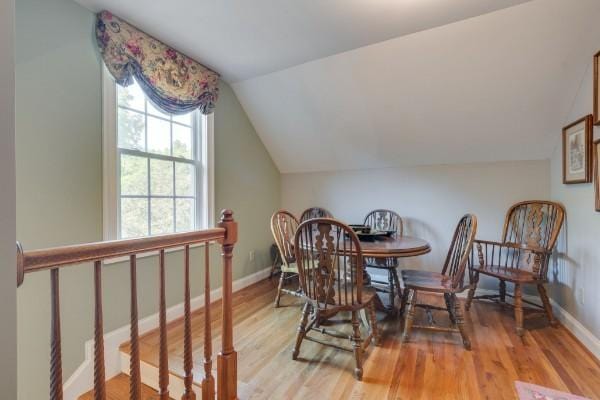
[357,235,431,258]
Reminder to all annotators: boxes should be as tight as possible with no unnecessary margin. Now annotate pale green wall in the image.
[15,0,280,399]
[0,0,17,398]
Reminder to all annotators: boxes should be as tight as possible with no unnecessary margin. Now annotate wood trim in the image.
[182,245,196,400]
[562,115,594,184]
[158,250,169,400]
[594,51,600,126]
[50,268,63,400]
[217,210,238,400]
[93,261,106,400]
[202,245,215,400]
[16,228,225,281]
[128,255,141,400]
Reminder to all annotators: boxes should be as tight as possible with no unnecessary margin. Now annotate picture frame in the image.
[595,51,600,126]
[562,115,593,184]
[595,139,600,211]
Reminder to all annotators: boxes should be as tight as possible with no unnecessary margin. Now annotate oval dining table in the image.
[356,235,431,313]
[298,232,431,314]
[357,235,431,259]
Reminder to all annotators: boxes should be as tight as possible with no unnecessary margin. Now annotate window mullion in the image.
[113,80,205,239]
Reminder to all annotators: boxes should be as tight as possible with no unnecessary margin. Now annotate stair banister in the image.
[16,209,239,400]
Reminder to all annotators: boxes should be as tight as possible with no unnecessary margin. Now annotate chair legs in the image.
[465,271,479,311]
[499,280,507,303]
[400,287,410,316]
[351,311,363,380]
[402,289,417,342]
[387,269,397,309]
[537,284,557,327]
[367,300,381,346]
[274,272,286,308]
[292,302,310,360]
[392,268,402,308]
[467,277,556,337]
[453,294,471,350]
[514,283,524,337]
[444,293,456,324]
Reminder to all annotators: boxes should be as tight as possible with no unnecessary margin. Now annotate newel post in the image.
[217,210,238,400]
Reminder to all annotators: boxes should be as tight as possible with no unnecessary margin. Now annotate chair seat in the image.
[282,261,322,274]
[401,269,457,293]
[281,262,298,274]
[473,264,541,283]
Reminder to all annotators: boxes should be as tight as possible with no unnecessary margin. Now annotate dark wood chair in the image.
[299,207,333,222]
[293,218,380,380]
[465,201,565,336]
[270,210,303,307]
[363,209,403,312]
[401,214,477,349]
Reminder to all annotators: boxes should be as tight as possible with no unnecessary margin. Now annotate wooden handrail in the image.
[17,210,238,400]
[17,227,226,286]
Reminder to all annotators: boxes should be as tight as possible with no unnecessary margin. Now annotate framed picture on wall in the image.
[595,139,600,211]
[595,51,600,125]
[562,115,593,184]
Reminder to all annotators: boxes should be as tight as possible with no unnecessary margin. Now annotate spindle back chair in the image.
[465,200,565,336]
[293,218,379,380]
[401,214,477,349]
[363,209,404,313]
[299,207,333,222]
[364,209,403,237]
[270,210,303,307]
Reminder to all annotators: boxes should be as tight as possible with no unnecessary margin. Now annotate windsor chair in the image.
[293,218,380,380]
[465,201,565,336]
[363,209,403,312]
[299,207,333,222]
[401,214,477,349]
[270,210,303,307]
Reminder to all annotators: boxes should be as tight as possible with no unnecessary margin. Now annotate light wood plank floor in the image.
[121,278,600,400]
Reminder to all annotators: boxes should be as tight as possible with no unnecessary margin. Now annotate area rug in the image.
[515,381,590,400]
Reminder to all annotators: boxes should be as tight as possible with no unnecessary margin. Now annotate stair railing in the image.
[17,209,238,400]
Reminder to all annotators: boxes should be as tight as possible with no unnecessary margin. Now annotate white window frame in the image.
[102,68,214,242]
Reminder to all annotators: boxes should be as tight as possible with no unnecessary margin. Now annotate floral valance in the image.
[96,11,219,115]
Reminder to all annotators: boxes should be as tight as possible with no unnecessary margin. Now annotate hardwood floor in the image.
[120,277,600,400]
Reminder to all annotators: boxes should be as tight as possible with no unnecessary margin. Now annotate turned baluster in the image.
[202,245,215,400]
[182,245,196,400]
[129,255,141,400]
[217,210,238,400]
[50,268,63,400]
[158,249,170,399]
[93,261,106,400]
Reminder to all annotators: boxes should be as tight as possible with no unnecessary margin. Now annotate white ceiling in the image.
[232,0,600,173]
[75,0,600,174]
[75,0,532,82]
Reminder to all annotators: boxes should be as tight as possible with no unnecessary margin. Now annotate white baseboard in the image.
[460,288,600,361]
[63,266,272,400]
[548,298,600,360]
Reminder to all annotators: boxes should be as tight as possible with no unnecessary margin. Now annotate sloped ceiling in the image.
[232,0,600,173]
[75,0,600,173]
[75,0,531,82]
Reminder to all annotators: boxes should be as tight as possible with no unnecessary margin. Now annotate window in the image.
[103,71,214,239]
